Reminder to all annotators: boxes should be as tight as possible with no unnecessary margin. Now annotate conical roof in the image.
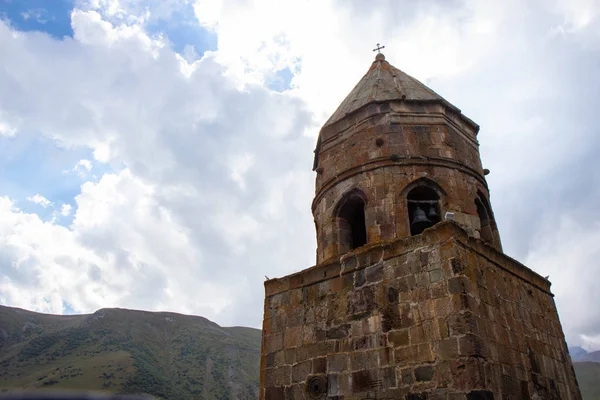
[323,53,446,128]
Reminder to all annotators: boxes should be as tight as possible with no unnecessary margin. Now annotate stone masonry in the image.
[260,222,580,399]
[260,53,581,399]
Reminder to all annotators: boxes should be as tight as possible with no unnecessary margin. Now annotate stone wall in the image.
[260,222,581,399]
[312,101,501,264]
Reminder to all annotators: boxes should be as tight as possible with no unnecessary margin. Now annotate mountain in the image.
[0,305,261,399]
[570,346,600,363]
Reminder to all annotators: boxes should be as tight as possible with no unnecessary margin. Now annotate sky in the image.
[0,0,599,350]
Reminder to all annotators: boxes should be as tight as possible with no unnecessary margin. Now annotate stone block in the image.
[265,365,291,387]
[292,360,312,384]
[350,350,379,371]
[326,324,350,340]
[312,357,327,374]
[351,369,376,393]
[264,386,284,399]
[429,268,444,283]
[448,276,470,294]
[438,337,459,360]
[410,324,425,345]
[264,332,283,354]
[448,311,479,336]
[284,326,303,348]
[366,262,383,283]
[327,353,348,372]
[414,365,435,382]
[388,329,409,347]
[381,366,397,390]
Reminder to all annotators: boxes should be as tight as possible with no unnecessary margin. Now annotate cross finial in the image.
[373,43,385,53]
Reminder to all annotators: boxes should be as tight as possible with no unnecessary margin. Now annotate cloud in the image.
[0,0,599,349]
[27,193,53,208]
[60,204,73,216]
[0,7,315,327]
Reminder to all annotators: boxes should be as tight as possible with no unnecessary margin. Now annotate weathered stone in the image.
[448,276,470,294]
[388,329,409,347]
[326,324,350,340]
[312,357,327,374]
[264,386,284,399]
[414,365,435,382]
[366,262,383,283]
[429,269,444,283]
[351,369,375,392]
[291,360,312,383]
[260,52,582,400]
[466,390,494,399]
[438,337,459,360]
[327,353,348,372]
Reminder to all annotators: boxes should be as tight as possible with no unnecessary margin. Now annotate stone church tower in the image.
[260,53,581,399]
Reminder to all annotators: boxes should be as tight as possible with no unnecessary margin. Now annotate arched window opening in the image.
[337,193,367,253]
[476,196,494,244]
[407,186,441,236]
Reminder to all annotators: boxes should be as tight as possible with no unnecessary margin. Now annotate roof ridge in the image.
[322,55,445,128]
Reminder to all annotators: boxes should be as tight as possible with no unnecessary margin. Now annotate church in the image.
[259,50,581,399]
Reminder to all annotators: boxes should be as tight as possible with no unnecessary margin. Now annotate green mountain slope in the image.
[0,305,261,399]
[575,362,600,400]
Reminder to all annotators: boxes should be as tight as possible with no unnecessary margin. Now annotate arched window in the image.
[407,186,441,236]
[476,194,494,244]
[336,191,367,253]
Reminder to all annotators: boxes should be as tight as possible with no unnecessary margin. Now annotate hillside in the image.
[574,362,600,400]
[0,305,261,399]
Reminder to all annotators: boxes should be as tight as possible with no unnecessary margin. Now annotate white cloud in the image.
[526,213,600,348]
[27,194,53,208]
[60,204,73,217]
[0,8,314,327]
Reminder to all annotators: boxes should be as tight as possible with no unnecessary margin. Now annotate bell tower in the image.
[312,52,501,264]
[260,52,581,400]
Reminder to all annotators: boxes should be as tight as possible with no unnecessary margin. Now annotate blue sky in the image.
[0,0,223,224]
[0,0,74,38]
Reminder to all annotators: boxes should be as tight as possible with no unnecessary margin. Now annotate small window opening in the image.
[337,193,367,253]
[407,186,441,236]
[476,197,494,244]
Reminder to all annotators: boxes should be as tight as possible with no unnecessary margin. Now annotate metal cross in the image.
[373,43,385,52]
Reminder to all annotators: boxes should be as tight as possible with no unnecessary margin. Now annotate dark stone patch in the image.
[451,258,464,274]
[420,251,429,266]
[352,370,372,392]
[467,390,494,400]
[414,365,434,382]
[366,263,383,283]
[520,380,530,399]
[355,270,366,287]
[407,393,428,400]
[313,357,327,374]
[448,276,470,294]
[326,324,350,340]
[381,366,396,390]
[387,286,398,303]
[381,303,401,332]
[348,286,376,316]
[527,347,540,374]
[265,386,284,399]
[400,368,414,385]
[502,374,514,394]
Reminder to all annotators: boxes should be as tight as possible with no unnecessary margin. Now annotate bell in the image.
[427,205,439,220]
[411,206,432,234]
